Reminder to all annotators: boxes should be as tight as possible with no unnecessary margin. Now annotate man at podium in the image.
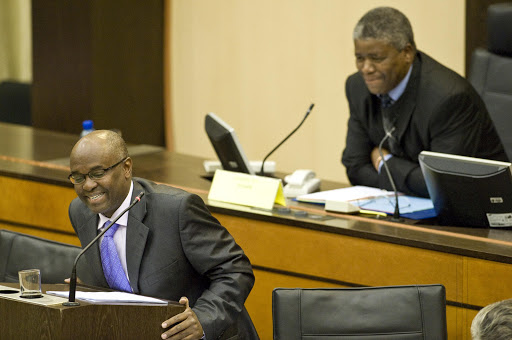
[67,130,258,339]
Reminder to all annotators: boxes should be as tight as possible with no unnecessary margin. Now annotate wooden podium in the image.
[0,283,185,339]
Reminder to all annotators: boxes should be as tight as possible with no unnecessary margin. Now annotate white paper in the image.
[297,185,392,204]
[46,290,168,305]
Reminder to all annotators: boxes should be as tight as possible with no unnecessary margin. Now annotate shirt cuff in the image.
[377,154,393,173]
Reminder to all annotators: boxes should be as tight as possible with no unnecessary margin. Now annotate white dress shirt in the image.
[97,181,134,282]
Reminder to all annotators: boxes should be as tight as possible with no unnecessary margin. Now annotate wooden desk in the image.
[1,122,512,339]
[0,283,184,339]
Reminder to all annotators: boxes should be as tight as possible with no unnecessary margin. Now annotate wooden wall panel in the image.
[31,0,165,146]
[0,176,76,233]
[215,214,463,301]
[466,257,512,306]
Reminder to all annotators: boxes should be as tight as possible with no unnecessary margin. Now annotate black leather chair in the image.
[0,229,93,284]
[0,80,31,126]
[468,3,512,161]
[272,284,447,340]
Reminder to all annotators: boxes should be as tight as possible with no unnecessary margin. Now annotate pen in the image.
[359,209,388,217]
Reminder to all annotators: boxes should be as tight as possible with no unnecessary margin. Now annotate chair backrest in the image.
[0,229,93,284]
[469,3,512,161]
[0,81,31,126]
[272,284,447,340]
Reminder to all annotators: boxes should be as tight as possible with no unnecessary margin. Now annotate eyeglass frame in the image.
[68,157,128,185]
[357,194,411,210]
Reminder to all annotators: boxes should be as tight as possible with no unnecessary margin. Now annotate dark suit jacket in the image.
[69,177,258,340]
[342,51,507,197]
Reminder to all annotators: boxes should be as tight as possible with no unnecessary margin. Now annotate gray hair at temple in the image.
[104,130,129,160]
[471,299,512,340]
[353,7,416,51]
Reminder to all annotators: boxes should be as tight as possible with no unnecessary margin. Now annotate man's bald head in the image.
[69,130,132,217]
[71,130,128,163]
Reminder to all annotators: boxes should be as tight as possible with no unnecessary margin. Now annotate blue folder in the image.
[356,195,437,220]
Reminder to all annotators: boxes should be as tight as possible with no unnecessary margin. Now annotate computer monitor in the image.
[205,112,255,175]
[419,151,512,228]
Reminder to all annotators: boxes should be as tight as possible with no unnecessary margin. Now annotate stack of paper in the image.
[47,290,168,305]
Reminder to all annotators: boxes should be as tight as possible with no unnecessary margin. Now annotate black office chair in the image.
[0,229,93,284]
[468,3,512,161]
[272,285,447,340]
[0,80,31,126]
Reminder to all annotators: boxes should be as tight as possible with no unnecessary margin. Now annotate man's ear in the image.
[123,157,133,178]
[403,43,415,64]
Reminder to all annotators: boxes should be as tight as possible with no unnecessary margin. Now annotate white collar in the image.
[97,181,134,230]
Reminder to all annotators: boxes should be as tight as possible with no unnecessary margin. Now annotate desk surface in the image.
[2,122,512,264]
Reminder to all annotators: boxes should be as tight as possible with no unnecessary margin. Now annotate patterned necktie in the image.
[100,221,132,292]
[380,94,399,155]
[380,93,395,133]
[380,93,393,108]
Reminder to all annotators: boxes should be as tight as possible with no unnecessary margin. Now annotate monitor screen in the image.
[419,151,512,228]
[205,112,254,175]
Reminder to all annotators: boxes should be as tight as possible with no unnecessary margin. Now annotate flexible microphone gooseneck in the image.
[63,191,145,306]
[378,128,402,222]
[258,103,315,176]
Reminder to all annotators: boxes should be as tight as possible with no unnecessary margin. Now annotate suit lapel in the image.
[125,182,149,294]
[392,55,421,149]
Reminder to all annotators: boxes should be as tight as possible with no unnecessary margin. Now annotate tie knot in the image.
[103,221,120,237]
[380,94,393,108]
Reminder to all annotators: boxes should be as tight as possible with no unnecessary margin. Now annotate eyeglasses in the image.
[358,195,411,210]
[68,158,127,185]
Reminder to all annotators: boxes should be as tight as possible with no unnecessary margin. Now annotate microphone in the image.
[377,128,402,222]
[63,191,145,306]
[259,103,315,176]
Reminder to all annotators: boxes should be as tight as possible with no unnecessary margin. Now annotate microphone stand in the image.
[63,192,145,306]
[378,128,402,222]
[258,103,315,176]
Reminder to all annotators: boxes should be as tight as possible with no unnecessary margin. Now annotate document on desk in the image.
[46,290,168,305]
[356,195,434,215]
[297,185,436,219]
[297,185,393,204]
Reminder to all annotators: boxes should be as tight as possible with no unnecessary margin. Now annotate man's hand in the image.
[161,296,204,340]
[371,146,390,171]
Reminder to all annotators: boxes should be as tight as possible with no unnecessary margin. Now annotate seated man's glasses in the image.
[68,157,127,185]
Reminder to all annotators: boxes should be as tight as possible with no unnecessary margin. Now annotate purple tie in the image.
[100,221,132,292]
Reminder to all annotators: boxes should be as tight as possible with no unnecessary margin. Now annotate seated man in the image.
[342,6,506,197]
[68,130,258,340]
[471,299,512,340]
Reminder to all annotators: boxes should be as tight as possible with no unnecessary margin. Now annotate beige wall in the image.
[0,0,32,82]
[169,0,466,183]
